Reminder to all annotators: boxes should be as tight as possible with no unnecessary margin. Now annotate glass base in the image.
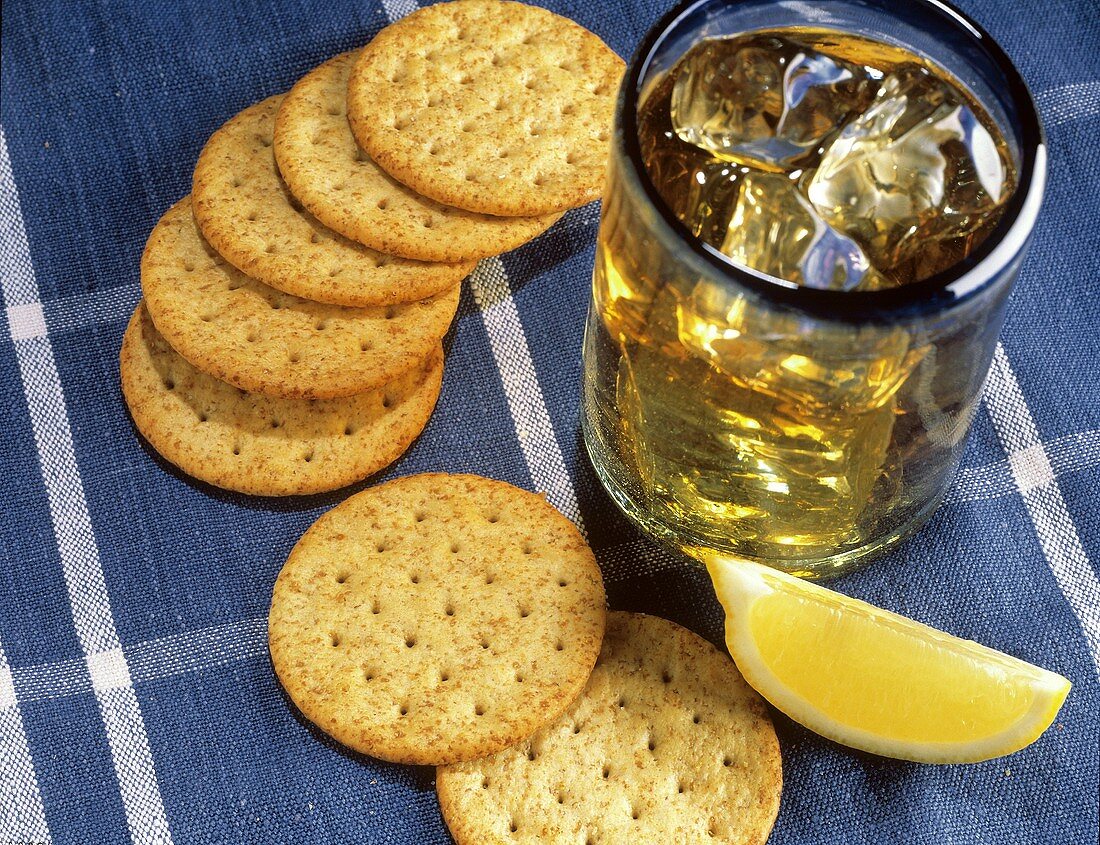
[583,420,945,580]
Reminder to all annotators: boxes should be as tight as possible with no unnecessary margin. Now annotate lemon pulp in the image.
[708,558,1071,763]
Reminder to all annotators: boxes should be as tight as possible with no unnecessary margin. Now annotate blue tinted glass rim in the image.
[618,0,1046,322]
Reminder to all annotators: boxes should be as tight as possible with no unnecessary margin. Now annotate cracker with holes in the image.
[274,51,560,264]
[193,94,474,307]
[141,197,459,399]
[267,473,606,765]
[120,303,442,496]
[437,612,782,845]
[346,0,624,218]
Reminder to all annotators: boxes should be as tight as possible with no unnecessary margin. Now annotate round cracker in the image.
[274,51,560,263]
[347,0,624,217]
[268,473,607,765]
[437,612,783,845]
[120,303,443,496]
[141,197,459,400]
[192,94,473,307]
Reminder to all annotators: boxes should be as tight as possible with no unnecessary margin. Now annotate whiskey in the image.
[584,28,1017,574]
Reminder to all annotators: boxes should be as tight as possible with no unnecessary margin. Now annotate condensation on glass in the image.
[582,0,1046,577]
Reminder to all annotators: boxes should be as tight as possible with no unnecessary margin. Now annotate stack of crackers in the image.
[269,472,783,844]
[121,0,623,497]
[121,1,784,839]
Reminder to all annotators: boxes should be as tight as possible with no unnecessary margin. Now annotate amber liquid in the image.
[642,28,1015,288]
[585,28,1016,575]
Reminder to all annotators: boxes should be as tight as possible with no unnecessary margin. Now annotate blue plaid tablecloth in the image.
[1,0,1097,842]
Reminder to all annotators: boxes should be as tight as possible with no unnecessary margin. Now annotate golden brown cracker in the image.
[192,94,473,307]
[140,197,458,399]
[347,0,624,217]
[274,51,560,263]
[120,303,442,496]
[268,473,607,765]
[438,612,783,845]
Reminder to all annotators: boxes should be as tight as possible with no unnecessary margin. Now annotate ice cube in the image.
[681,159,747,248]
[717,171,884,291]
[807,64,1009,273]
[670,34,875,170]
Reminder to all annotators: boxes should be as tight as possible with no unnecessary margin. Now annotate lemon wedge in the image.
[707,558,1071,763]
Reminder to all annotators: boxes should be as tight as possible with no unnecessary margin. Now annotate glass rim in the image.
[618,0,1047,322]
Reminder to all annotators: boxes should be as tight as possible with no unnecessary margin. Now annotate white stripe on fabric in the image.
[126,617,269,684]
[0,663,15,711]
[0,536,689,708]
[11,619,269,705]
[379,0,419,22]
[1008,442,1055,494]
[15,284,1100,508]
[0,640,50,845]
[984,344,1100,674]
[18,204,601,339]
[1044,429,1100,484]
[11,656,91,704]
[87,648,134,693]
[0,126,174,845]
[6,301,46,340]
[945,429,1100,504]
[468,258,586,530]
[95,687,173,844]
[1036,82,1100,126]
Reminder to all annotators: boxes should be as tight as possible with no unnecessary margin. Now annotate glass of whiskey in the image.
[581,0,1046,578]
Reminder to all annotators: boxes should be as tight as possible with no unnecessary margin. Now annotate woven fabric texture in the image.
[0,0,1097,843]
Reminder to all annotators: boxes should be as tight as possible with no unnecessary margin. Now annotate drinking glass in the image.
[581,0,1046,577]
